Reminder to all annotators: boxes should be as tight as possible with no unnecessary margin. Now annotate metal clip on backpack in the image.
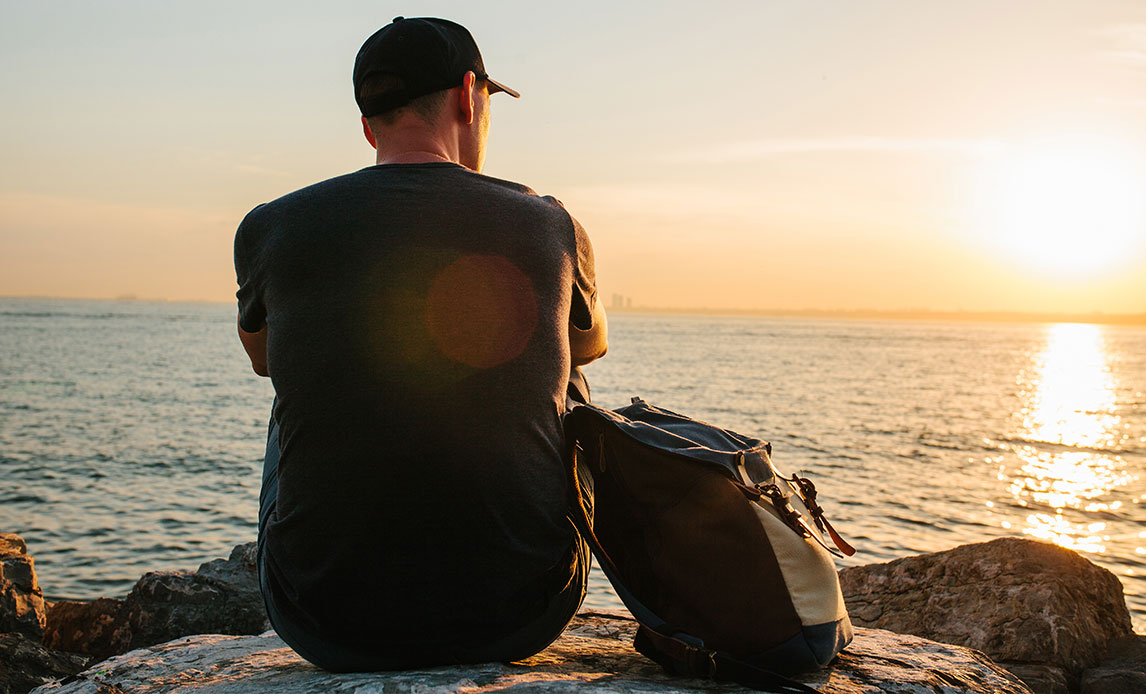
[564,398,855,694]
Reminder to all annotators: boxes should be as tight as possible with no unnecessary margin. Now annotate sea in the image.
[1,298,1144,631]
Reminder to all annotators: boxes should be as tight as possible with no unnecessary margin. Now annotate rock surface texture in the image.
[31,611,1031,694]
[43,598,130,661]
[12,535,1143,694]
[0,534,90,694]
[1079,634,1146,694]
[42,542,268,660]
[120,541,268,651]
[0,633,89,694]
[839,537,1134,686]
[0,533,47,640]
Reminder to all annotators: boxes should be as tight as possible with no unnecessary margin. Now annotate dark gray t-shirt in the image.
[234,162,598,646]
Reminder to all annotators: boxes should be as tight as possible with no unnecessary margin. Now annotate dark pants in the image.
[257,369,593,671]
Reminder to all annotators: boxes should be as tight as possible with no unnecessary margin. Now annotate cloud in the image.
[1101,50,1146,67]
[1094,95,1146,108]
[178,146,291,178]
[1095,22,1146,43]
[235,163,291,178]
[667,136,1002,164]
[1095,23,1146,68]
[562,184,770,222]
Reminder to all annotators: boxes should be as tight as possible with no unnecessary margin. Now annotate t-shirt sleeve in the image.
[569,215,598,331]
[234,205,268,333]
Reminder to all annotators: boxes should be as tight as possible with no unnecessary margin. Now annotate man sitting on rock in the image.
[234,16,607,671]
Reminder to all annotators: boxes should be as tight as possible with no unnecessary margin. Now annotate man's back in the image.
[235,162,597,657]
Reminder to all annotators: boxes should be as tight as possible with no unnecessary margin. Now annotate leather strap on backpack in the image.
[634,626,821,694]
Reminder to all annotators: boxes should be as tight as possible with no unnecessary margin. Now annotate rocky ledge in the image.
[838,537,1143,693]
[3,532,1143,694]
[32,612,1031,694]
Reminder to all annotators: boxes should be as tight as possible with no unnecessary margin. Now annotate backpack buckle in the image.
[683,644,717,678]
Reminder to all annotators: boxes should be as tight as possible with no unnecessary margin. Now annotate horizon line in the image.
[605,305,1146,326]
[4,294,1146,326]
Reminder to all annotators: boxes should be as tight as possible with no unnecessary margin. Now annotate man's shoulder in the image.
[475,170,561,200]
[240,165,577,234]
[243,168,378,219]
[250,165,561,208]
[467,171,576,223]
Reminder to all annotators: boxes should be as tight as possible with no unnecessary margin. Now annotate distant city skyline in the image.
[2,1,1145,314]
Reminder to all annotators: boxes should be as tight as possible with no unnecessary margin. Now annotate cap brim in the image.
[487,78,520,98]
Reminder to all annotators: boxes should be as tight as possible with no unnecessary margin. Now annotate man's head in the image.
[353,17,518,170]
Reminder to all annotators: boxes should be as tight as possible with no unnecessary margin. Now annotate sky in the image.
[2,0,1146,314]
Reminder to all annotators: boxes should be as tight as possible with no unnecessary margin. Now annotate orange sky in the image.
[2,1,1145,314]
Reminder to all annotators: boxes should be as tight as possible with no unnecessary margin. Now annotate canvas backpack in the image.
[564,397,855,693]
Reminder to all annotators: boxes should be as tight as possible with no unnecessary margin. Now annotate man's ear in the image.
[361,116,378,149]
[458,71,476,126]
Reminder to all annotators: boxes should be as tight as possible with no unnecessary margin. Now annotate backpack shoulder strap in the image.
[634,627,822,694]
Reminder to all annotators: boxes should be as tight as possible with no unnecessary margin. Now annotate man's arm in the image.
[570,299,607,367]
[238,316,270,377]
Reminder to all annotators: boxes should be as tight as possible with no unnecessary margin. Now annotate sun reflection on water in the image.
[1008,324,1132,553]
[1022,324,1119,449]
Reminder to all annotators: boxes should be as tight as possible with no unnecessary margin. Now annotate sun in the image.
[970,136,1146,277]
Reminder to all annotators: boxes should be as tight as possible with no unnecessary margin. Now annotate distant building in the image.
[609,293,634,311]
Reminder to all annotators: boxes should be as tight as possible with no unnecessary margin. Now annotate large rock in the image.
[120,542,268,651]
[839,537,1133,679]
[30,610,1030,693]
[0,533,47,640]
[0,632,89,694]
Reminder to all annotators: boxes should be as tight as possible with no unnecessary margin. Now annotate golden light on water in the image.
[1008,324,1132,553]
[1023,324,1118,449]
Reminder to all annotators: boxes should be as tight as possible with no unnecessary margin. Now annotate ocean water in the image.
[1,298,1144,631]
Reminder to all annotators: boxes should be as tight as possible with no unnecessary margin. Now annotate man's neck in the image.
[374,127,461,167]
[368,114,480,170]
[378,149,455,165]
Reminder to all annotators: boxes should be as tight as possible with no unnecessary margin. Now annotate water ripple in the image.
[3,300,1144,631]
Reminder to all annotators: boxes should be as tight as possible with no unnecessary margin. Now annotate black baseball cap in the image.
[353,16,520,118]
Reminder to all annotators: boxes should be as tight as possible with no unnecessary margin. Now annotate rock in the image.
[839,537,1133,678]
[120,542,269,651]
[0,632,89,694]
[195,543,259,589]
[40,543,267,661]
[1080,634,1146,694]
[0,533,48,640]
[30,610,1030,693]
[43,599,130,661]
[996,663,1069,694]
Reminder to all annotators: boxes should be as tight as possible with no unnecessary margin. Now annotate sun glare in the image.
[1006,323,1133,553]
[972,137,1146,277]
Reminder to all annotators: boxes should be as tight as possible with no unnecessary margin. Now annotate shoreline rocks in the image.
[42,598,129,661]
[1079,634,1146,692]
[42,543,268,661]
[30,611,1032,694]
[838,537,1136,692]
[0,633,88,694]
[4,532,1143,693]
[1,534,48,640]
[0,533,89,694]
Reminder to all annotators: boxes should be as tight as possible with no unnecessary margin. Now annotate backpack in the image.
[564,397,855,693]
